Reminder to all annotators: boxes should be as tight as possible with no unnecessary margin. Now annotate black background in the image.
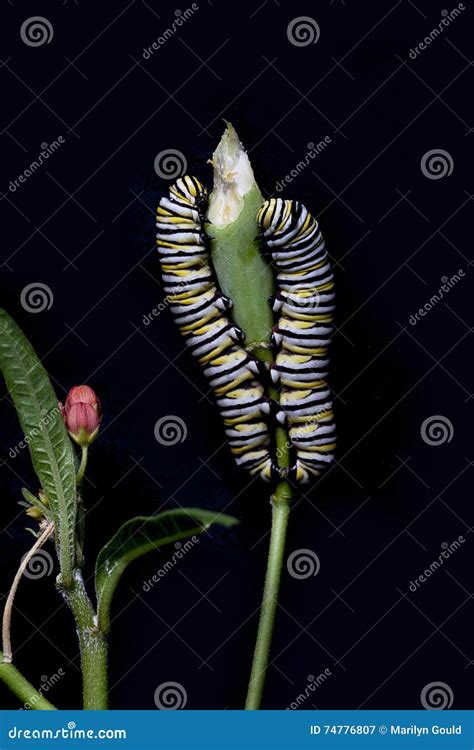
[0,0,472,711]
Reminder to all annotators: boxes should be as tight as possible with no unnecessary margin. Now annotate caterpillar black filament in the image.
[256,198,336,484]
[156,176,273,481]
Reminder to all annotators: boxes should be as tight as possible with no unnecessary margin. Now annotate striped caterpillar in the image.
[156,177,336,486]
[156,176,274,482]
[256,198,336,484]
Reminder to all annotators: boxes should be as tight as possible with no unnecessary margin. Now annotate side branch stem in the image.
[2,522,54,664]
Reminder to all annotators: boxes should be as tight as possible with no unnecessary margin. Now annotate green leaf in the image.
[0,310,77,584]
[95,508,238,631]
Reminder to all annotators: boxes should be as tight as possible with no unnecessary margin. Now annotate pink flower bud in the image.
[65,384,101,412]
[61,385,101,447]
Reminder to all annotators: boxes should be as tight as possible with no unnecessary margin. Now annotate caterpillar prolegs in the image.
[256,198,336,484]
[156,177,336,485]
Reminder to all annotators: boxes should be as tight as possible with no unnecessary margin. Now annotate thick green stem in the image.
[69,446,107,707]
[245,484,291,710]
[207,124,294,709]
[0,653,56,709]
[245,387,293,711]
[61,571,108,710]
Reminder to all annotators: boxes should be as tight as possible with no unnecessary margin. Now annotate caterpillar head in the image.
[256,198,293,236]
[170,175,208,212]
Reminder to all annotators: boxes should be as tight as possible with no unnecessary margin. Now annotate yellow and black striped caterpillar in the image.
[256,198,336,484]
[156,176,274,481]
[156,177,336,486]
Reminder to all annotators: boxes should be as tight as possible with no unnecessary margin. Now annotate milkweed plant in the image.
[0,123,335,711]
[0,312,236,710]
[156,123,336,709]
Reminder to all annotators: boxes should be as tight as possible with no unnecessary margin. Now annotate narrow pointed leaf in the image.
[95,508,238,630]
[0,309,77,583]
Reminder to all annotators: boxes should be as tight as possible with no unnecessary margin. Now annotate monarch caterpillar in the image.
[156,176,274,481]
[256,198,336,484]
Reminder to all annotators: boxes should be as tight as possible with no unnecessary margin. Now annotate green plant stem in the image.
[241,299,293,709]
[76,446,88,486]
[0,653,56,709]
[68,448,108,708]
[75,495,85,568]
[245,482,292,710]
[61,571,108,710]
[207,123,294,709]
[74,448,88,568]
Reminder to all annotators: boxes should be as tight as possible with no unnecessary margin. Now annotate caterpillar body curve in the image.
[257,198,336,484]
[156,176,273,481]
